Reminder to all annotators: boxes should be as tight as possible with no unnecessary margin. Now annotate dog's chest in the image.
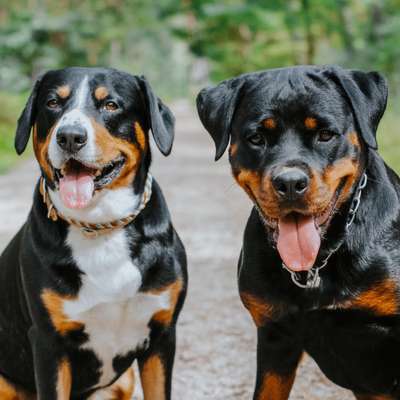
[64,228,170,387]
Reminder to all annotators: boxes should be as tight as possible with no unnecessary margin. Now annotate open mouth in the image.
[257,184,342,273]
[54,157,125,209]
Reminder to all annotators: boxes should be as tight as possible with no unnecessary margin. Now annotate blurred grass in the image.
[0,91,26,173]
[378,98,400,173]
[0,90,399,174]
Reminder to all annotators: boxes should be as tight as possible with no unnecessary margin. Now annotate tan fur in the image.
[135,122,147,151]
[92,119,141,190]
[229,143,238,157]
[240,292,278,326]
[263,118,277,129]
[0,375,34,400]
[33,124,55,181]
[56,358,72,400]
[140,355,166,400]
[256,371,297,400]
[41,290,83,335]
[94,86,109,101]
[94,368,135,400]
[338,280,398,316]
[56,85,71,99]
[151,280,183,326]
[304,117,317,130]
[233,155,361,221]
[348,131,360,148]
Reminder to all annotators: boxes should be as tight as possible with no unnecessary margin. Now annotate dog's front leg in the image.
[138,326,176,400]
[253,324,303,400]
[28,327,71,400]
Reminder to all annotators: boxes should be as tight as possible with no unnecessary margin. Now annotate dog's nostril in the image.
[295,179,307,193]
[276,180,288,194]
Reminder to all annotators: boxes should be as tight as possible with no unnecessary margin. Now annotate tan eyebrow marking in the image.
[305,117,318,130]
[56,85,71,99]
[94,86,109,101]
[263,118,277,129]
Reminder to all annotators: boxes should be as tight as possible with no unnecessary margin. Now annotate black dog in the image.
[197,65,400,399]
[0,67,187,399]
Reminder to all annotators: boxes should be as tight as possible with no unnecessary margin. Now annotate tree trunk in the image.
[302,0,315,64]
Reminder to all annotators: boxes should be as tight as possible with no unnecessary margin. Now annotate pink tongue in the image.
[277,214,321,272]
[59,172,94,209]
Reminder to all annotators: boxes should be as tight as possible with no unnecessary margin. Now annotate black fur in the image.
[198,65,400,399]
[0,67,187,399]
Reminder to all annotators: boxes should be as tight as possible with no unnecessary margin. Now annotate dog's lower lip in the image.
[53,156,125,189]
[260,188,342,235]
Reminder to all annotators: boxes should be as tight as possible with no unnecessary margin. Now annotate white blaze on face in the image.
[48,76,99,210]
[48,76,97,169]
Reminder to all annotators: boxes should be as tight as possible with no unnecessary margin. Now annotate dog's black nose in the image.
[56,126,88,153]
[272,168,309,201]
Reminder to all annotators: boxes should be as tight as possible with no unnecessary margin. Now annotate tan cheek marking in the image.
[56,85,70,99]
[41,290,83,335]
[140,355,166,400]
[92,119,141,190]
[229,143,238,157]
[263,118,277,129]
[257,372,296,400]
[33,124,55,181]
[151,280,183,326]
[135,121,147,151]
[240,293,276,327]
[348,131,360,148]
[105,367,135,400]
[235,169,261,195]
[234,168,281,218]
[323,157,360,208]
[343,280,398,316]
[57,358,72,400]
[94,86,109,101]
[304,117,317,130]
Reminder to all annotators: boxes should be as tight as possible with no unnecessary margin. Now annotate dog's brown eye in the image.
[248,134,265,146]
[104,101,118,111]
[47,99,59,109]
[317,130,334,142]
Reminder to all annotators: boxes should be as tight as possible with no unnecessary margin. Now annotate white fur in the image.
[49,186,140,224]
[48,76,98,168]
[64,227,170,388]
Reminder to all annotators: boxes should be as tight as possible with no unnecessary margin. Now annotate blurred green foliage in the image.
[1,0,400,173]
[170,0,400,86]
[0,0,190,97]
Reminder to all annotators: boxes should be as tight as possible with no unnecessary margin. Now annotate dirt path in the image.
[0,102,353,399]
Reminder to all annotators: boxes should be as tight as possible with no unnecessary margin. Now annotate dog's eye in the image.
[317,130,334,142]
[47,99,59,109]
[248,134,265,146]
[104,101,119,112]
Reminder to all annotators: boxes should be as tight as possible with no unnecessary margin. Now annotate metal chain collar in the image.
[281,173,368,289]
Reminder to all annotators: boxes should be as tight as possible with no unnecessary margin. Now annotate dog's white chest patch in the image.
[65,228,170,387]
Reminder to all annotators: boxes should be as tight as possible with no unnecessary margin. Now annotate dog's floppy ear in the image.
[15,77,43,155]
[196,77,245,160]
[139,76,175,156]
[330,66,388,150]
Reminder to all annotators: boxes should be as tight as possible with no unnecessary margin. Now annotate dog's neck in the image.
[47,172,151,226]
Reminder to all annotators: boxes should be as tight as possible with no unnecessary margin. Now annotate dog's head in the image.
[197,65,387,272]
[15,67,174,210]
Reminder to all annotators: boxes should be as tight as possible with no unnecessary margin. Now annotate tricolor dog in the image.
[197,65,400,399]
[0,67,187,399]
